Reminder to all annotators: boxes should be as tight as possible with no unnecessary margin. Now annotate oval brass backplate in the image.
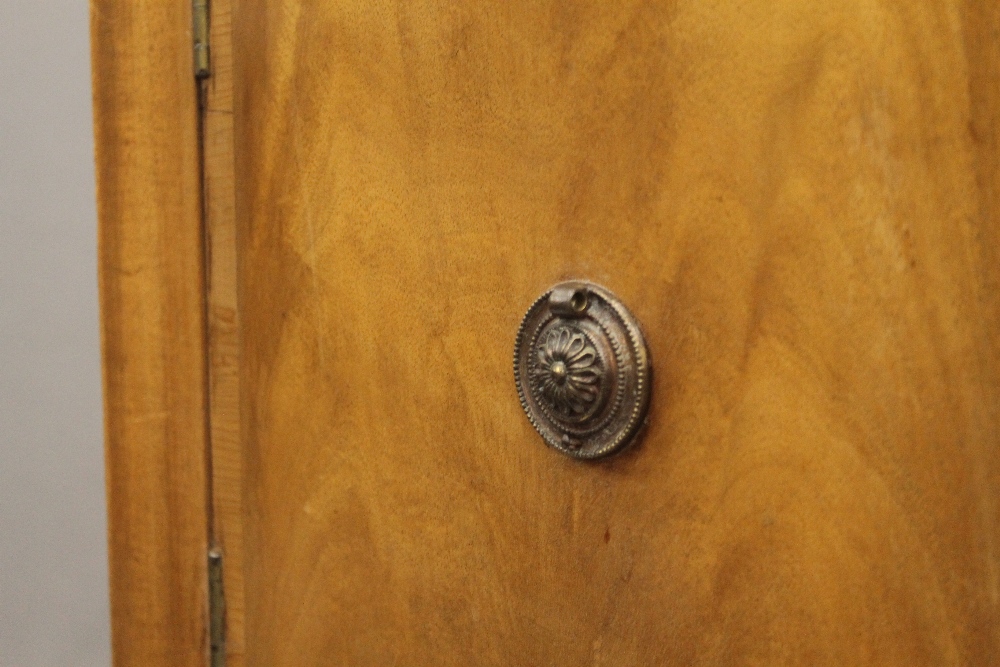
[514,281,651,460]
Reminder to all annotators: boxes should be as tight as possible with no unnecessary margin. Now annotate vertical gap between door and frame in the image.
[196,0,244,665]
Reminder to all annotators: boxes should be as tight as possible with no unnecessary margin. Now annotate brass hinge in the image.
[193,0,210,79]
[208,548,226,667]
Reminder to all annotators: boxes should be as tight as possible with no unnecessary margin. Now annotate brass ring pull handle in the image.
[513,281,651,459]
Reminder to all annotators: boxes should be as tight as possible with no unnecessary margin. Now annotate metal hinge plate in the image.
[193,0,210,79]
[208,548,226,667]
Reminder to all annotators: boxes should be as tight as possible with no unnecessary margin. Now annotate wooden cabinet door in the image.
[95,1,1000,666]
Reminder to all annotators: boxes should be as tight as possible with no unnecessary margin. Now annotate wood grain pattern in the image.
[202,0,246,663]
[234,1,1000,664]
[91,1,209,665]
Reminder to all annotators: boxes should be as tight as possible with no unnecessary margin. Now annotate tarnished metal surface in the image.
[514,281,651,460]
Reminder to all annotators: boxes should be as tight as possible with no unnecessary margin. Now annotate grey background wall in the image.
[0,2,112,666]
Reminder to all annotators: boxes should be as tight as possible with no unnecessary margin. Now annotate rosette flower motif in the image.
[534,326,602,418]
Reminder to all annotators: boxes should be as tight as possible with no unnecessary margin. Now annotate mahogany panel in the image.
[233,1,1000,664]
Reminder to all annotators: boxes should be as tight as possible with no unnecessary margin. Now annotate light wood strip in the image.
[91,1,210,666]
[202,0,245,663]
